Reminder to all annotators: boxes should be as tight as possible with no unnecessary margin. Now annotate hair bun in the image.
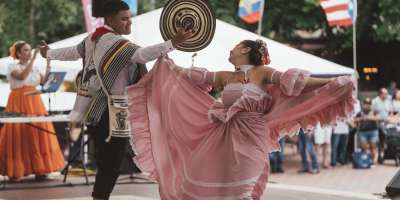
[255,40,270,65]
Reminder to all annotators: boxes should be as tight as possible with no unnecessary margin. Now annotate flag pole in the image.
[256,0,265,35]
[352,16,356,71]
[352,0,358,80]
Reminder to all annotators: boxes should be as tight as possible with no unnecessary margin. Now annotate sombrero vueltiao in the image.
[160,0,216,52]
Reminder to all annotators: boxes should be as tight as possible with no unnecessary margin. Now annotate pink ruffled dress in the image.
[127,57,355,200]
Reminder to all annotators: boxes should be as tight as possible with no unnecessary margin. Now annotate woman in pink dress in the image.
[127,39,355,199]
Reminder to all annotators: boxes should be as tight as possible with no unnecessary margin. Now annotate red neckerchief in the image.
[91,26,114,41]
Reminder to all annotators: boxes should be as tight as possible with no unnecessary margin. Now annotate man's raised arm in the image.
[39,40,84,61]
[131,28,193,64]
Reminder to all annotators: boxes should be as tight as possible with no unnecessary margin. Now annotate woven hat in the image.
[160,0,216,52]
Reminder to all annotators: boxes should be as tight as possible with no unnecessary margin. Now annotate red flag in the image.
[320,0,353,27]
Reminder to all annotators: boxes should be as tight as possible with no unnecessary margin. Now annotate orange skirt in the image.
[0,86,65,178]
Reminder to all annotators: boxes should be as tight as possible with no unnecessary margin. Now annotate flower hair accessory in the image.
[9,41,25,60]
[9,44,17,59]
[256,39,271,65]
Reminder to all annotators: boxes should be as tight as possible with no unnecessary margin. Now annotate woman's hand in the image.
[32,48,39,60]
[38,40,50,58]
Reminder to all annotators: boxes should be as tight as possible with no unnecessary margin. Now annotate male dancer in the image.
[39,1,192,199]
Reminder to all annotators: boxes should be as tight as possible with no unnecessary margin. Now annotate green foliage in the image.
[0,0,399,58]
[375,0,400,41]
[0,0,84,57]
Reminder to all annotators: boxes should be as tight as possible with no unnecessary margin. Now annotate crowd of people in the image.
[269,83,400,174]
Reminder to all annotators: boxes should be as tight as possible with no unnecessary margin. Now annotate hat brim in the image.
[160,0,216,52]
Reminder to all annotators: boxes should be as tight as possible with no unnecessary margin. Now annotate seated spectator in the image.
[354,98,381,165]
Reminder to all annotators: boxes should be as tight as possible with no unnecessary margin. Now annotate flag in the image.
[238,0,264,24]
[320,0,357,27]
[81,0,104,33]
[348,0,357,23]
[122,0,138,16]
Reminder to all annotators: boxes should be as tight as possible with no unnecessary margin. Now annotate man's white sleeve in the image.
[131,40,174,64]
[47,46,82,61]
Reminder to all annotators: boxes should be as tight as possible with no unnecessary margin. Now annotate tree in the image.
[0,0,84,57]
[1,0,399,80]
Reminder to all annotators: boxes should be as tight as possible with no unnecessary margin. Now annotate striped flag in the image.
[238,0,264,24]
[320,0,357,27]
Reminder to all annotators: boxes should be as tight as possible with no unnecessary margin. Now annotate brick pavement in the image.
[0,148,397,200]
[269,152,398,195]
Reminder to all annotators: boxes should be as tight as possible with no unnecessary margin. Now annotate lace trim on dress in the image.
[238,64,254,82]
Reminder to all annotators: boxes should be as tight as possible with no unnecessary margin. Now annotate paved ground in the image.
[0,150,397,200]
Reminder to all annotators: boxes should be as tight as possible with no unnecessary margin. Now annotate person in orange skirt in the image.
[0,41,64,182]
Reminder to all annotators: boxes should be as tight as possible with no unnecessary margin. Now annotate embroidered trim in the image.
[102,41,129,73]
[238,64,255,82]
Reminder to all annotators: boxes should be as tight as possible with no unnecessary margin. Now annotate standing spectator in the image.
[298,129,320,174]
[269,137,286,173]
[372,88,392,162]
[314,123,332,168]
[392,91,400,114]
[331,120,350,166]
[372,88,392,121]
[388,81,398,100]
[347,99,362,162]
[354,98,381,164]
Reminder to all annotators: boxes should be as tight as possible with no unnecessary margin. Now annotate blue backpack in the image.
[352,149,372,169]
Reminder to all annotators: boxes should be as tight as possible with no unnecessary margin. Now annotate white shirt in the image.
[7,63,41,89]
[47,27,174,95]
[353,99,361,116]
[372,96,392,119]
[392,100,400,113]
[333,121,350,134]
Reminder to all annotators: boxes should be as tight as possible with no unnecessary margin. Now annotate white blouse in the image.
[7,63,41,89]
[393,100,400,113]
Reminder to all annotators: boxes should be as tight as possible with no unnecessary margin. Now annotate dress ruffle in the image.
[264,76,356,152]
[127,58,161,181]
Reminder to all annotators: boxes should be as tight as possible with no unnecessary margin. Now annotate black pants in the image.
[88,111,129,200]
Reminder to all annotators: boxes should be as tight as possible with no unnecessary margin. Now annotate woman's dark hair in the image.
[103,0,130,17]
[240,40,270,66]
[363,97,372,105]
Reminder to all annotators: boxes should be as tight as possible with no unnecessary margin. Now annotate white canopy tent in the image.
[0,8,354,82]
